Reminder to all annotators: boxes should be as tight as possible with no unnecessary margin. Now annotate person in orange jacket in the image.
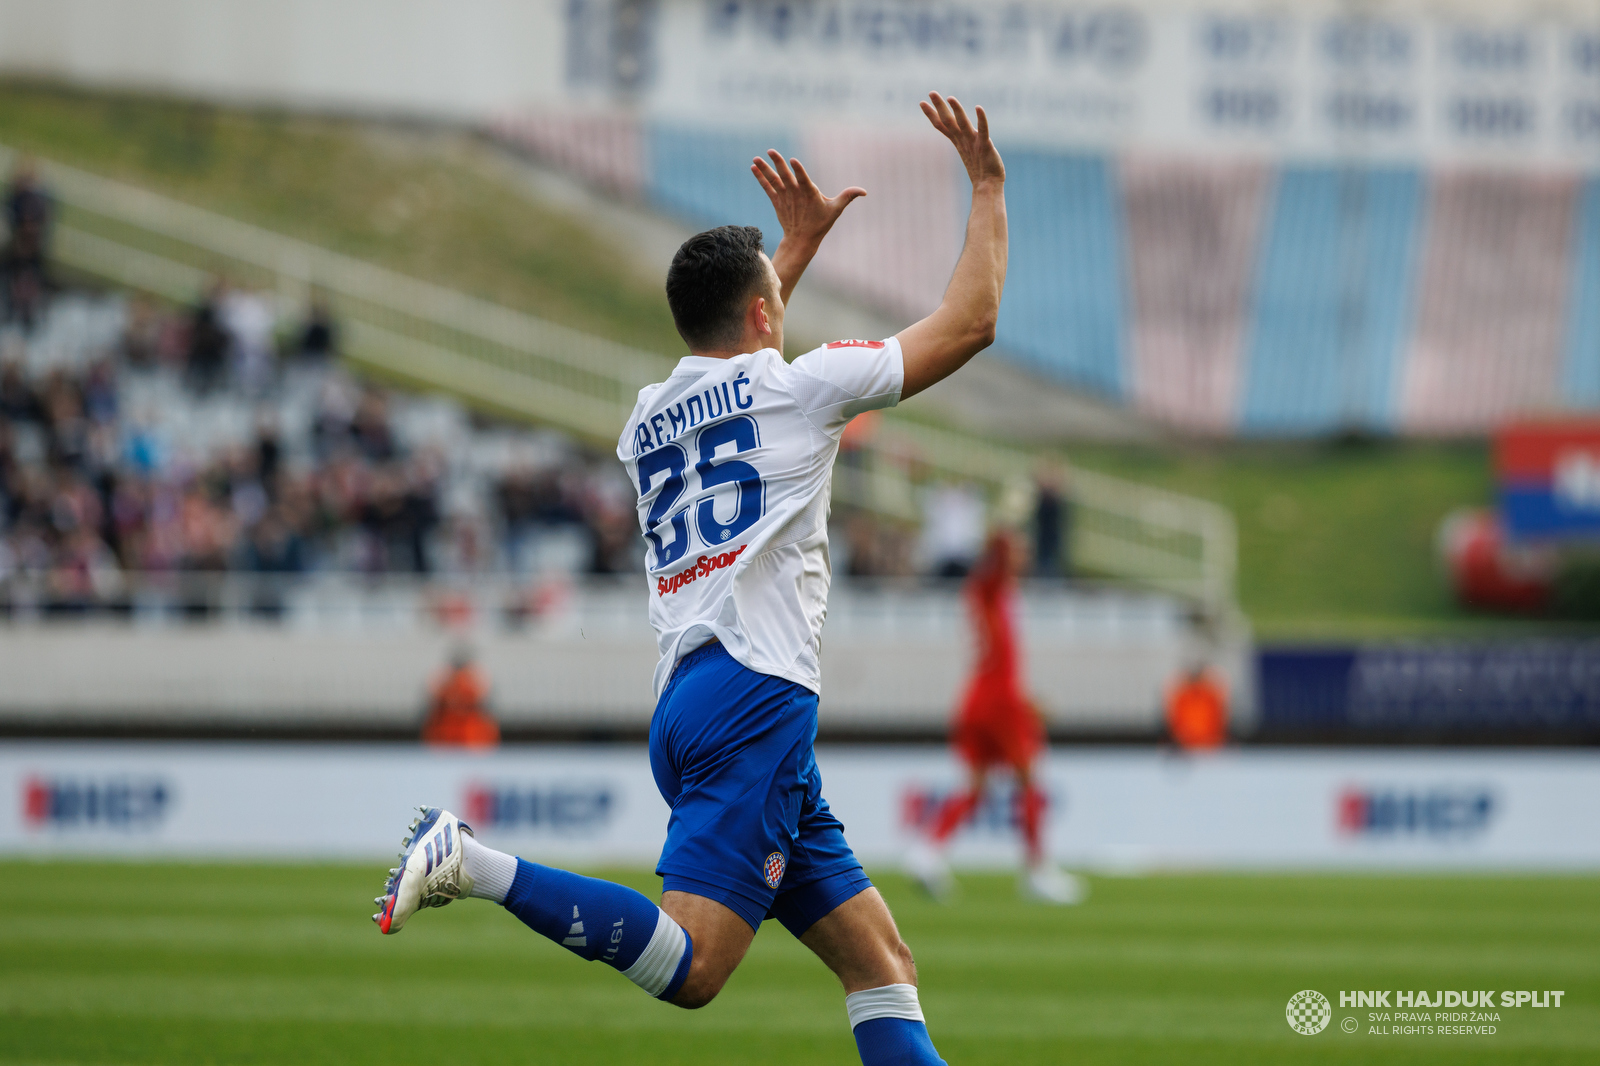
[422,648,500,749]
[1166,664,1228,750]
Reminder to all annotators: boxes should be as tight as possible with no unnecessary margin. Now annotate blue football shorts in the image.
[648,641,873,935]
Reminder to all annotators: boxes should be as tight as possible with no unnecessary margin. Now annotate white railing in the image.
[5,146,1237,608]
[869,418,1236,607]
[0,570,1185,640]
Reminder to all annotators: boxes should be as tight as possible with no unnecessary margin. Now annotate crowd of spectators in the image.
[0,282,644,617]
[0,291,1073,619]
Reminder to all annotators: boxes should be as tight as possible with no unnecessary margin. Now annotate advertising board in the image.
[5,743,1596,870]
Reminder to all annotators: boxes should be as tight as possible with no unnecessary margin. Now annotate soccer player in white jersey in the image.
[374,93,1006,1066]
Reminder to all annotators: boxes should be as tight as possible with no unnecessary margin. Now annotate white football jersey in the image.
[617,339,904,698]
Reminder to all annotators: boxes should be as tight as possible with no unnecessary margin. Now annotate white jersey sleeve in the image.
[788,339,904,437]
[616,340,903,699]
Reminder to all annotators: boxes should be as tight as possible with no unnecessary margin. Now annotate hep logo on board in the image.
[22,776,171,830]
[1336,788,1494,838]
[1287,990,1332,1035]
[463,783,614,834]
[900,784,1055,836]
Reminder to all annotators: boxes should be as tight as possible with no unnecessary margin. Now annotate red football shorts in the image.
[953,677,1044,770]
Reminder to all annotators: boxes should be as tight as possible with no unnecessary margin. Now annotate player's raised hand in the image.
[920,92,1004,188]
[751,149,865,248]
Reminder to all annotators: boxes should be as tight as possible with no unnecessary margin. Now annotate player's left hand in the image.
[751,149,865,247]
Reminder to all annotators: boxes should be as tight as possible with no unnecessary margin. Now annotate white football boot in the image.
[1022,862,1088,905]
[372,806,476,934]
[903,839,957,902]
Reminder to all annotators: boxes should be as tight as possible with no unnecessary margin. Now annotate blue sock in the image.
[502,858,692,1001]
[852,1019,946,1066]
[846,985,945,1066]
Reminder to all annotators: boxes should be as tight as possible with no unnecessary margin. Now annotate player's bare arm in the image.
[751,149,866,303]
[897,92,1008,400]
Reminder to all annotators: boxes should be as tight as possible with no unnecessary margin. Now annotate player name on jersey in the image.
[627,373,756,457]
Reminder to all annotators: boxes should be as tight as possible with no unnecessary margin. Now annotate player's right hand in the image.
[920,92,1005,189]
[751,149,865,249]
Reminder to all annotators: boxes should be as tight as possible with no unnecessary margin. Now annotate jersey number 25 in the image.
[637,415,765,568]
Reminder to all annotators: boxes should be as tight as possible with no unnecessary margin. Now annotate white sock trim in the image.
[845,983,925,1029]
[620,909,688,997]
[461,834,517,903]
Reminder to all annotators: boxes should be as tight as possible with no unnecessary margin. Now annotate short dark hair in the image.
[665,225,770,351]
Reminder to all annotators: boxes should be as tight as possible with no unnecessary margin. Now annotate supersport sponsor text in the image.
[656,544,747,596]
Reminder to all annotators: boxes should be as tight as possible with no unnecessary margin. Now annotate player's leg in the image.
[1001,696,1051,867]
[657,890,756,1008]
[929,763,987,844]
[1013,760,1046,865]
[371,643,785,1007]
[933,684,1006,848]
[906,711,993,899]
[374,808,696,1002]
[1012,758,1086,905]
[802,890,946,1065]
[905,762,982,900]
[772,760,947,1064]
[798,886,915,990]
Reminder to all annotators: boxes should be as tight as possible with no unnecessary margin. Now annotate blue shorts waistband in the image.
[672,637,726,676]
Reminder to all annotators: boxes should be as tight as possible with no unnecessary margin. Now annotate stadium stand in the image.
[647,123,797,255]
[1562,177,1600,407]
[1121,157,1269,433]
[1402,170,1581,434]
[801,125,962,324]
[498,112,645,199]
[1240,167,1422,435]
[496,120,1600,437]
[992,149,1124,399]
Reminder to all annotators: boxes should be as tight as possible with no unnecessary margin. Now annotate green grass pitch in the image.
[4,863,1596,1065]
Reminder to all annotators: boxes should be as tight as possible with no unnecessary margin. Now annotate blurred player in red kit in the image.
[906,531,1085,904]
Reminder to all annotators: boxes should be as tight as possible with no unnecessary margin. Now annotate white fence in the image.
[0,578,1235,735]
[6,743,1598,870]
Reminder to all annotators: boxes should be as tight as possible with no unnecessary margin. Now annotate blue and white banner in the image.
[1260,644,1600,732]
[3,743,1597,870]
